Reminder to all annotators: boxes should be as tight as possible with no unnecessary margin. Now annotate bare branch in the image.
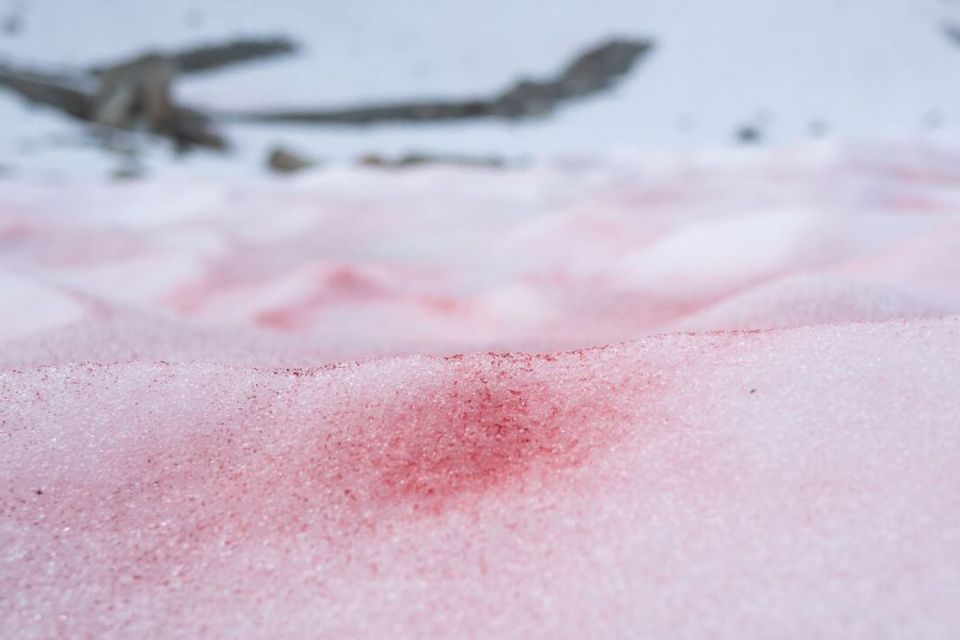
[221,38,654,126]
[88,37,298,77]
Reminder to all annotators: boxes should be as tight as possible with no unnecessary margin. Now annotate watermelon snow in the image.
[2,142,960,638]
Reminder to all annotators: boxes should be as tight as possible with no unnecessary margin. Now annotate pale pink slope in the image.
[2,143,960,638]
[2,142,960,365]
[3,321,959,638]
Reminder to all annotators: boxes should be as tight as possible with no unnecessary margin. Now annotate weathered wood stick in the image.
[220,38,654,125]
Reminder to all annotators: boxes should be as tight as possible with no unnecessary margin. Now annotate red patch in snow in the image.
[1,349,658,590]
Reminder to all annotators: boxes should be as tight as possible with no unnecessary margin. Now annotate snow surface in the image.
[2,141,960,638]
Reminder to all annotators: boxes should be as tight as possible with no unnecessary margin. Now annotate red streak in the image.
[2,349,654,592]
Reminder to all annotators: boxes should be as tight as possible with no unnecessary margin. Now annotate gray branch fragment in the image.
[221,38,654,125]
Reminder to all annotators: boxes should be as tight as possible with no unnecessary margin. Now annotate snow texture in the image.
[2,141,960,638]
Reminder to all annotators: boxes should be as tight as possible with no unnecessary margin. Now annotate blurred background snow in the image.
[2,0,960,179]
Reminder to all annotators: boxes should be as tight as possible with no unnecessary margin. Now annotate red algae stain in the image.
[255,266,389,330]
[419,295,462,314]
[354,354,621,514]
[274,350,646,527]
[324,265,384,295]
[0,350,660,607]
[5,351,644,547]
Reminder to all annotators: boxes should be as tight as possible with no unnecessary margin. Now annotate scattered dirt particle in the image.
[736,125,762,144]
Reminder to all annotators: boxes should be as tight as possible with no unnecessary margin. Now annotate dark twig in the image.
[357,152,515,169]
[221,38,654,126]
[0,36,294,151]
[88,37,298,77]
[0,35,652,165]
[943,23,960,47]
[0,64,91,119]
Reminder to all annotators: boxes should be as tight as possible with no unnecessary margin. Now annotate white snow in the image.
[1,0,960,177]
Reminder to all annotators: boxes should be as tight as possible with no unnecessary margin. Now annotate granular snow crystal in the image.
[2,142,960,638]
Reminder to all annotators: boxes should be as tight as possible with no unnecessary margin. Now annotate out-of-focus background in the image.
[2,0,960,179]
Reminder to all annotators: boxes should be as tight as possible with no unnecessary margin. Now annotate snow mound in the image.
[3,142,960,638]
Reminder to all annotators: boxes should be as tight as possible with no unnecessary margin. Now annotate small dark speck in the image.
[749,388,757,394]
[809,119,828,137]
[2,13,21,37]
[34,489,43,495]
[736,125,762,144]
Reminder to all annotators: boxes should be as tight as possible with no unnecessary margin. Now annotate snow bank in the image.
[2,142,960,638]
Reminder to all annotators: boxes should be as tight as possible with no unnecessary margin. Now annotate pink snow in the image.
[2,142,960,638]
